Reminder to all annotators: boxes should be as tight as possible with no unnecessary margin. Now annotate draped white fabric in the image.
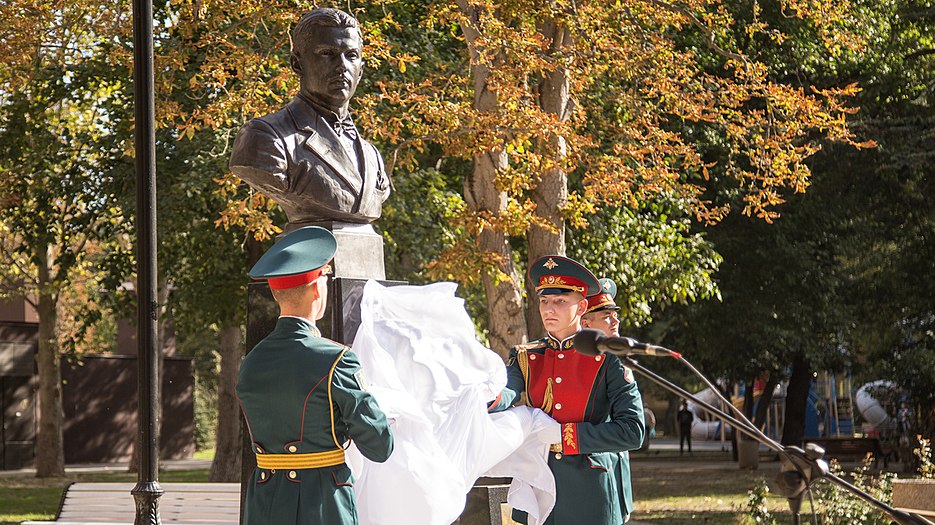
[345,280,557,525]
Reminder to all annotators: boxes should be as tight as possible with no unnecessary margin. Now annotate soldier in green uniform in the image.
[581,278,622,340]
[581,277,639,522]
[237,226,394,525]
[488,257,644,524]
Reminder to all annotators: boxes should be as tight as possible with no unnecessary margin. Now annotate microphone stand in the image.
[615,354,933,525]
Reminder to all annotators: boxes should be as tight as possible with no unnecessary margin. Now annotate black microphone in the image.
[574,329,681,358]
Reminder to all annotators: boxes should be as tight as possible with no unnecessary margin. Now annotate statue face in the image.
[291,26,363,114]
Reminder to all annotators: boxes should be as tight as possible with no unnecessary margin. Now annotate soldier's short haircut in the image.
[270,281,316,306]
[293,8,362,55]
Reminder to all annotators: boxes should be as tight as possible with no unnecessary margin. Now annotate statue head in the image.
[291,9,364,116]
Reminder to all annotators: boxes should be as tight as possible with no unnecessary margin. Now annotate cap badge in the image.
[603,281,612,290]
[544,258,558,270]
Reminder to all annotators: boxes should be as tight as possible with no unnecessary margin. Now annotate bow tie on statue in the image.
[331,116,359,140]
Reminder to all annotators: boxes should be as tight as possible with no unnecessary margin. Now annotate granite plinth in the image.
[892,479,935,518]
[247,277,403,347]
[281,221,386,280]
[454,478,519,525]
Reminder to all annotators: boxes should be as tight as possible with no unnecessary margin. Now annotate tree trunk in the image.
[742,375,756,420]
[526,20,572,339]
[753,373,779,431]
[458,1,528,359]
[35,244,65,477]
[782,353,812,446]
[210,324,243,482]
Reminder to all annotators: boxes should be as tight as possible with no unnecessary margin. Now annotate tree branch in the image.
[646,0,749,64]
[905,48,935,61]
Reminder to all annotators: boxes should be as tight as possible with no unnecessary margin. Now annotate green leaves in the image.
[569,204,722,328]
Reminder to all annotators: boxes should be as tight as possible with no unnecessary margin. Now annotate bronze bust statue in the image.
[230,8,390,227]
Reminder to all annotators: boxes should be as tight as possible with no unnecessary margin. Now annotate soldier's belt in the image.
[255,448,345,470]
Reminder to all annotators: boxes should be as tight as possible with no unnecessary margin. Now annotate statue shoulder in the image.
[244,104,294,134]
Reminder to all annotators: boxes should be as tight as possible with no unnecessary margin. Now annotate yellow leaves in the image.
[212,173,281,241]
[562,192,596,230]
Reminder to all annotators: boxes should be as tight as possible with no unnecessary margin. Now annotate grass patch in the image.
[0,469,209,524]
[0,485,63,524]
[631,458,791,524]
[193,448,215,461]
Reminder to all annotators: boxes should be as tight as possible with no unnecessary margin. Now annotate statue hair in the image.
[293,8,361,54]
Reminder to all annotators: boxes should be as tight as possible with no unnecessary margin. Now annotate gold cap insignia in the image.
[603,281,612,290]
[544,258,558,270]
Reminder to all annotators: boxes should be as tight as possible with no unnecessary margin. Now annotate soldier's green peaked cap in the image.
[249,226,337,290]
[528,255,600,297]
[586,277,620,313]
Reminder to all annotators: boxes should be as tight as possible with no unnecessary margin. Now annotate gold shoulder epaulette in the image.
[513,341,546,352]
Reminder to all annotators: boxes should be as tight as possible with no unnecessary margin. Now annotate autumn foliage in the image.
[107,1,872,286]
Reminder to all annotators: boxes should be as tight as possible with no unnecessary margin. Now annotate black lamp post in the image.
[130,0,163,522]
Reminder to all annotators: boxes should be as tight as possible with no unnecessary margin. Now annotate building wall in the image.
[0,322,38,469]
[61,354,194,464]
[0,296,38,324]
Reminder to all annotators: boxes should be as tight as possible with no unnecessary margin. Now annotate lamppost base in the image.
[131,481,164,525]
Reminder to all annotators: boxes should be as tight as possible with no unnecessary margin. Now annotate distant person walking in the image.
[678,400,694,456]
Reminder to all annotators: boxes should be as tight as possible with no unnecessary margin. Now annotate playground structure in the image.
[683,372,898,443]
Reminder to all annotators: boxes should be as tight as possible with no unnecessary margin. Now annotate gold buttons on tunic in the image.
[595,356,602,361]
[288,470,297,479]
[555,377,563,383]
[554,453,563,460]
[288,445,297,453]
[529,354,537,360]
[558,353,565,359]
[260,471,267,480]
[555,403,562,410]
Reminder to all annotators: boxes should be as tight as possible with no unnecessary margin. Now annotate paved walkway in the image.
[0,458,212,478]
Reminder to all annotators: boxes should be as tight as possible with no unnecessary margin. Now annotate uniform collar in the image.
[545,333,576,350]
[278,315,321,337]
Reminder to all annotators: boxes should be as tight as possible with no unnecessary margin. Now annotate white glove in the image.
[544,416,562,445]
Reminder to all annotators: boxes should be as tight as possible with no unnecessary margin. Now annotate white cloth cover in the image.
[345,280,557,525]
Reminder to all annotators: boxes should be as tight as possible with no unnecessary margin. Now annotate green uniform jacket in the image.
[237,317,393,525]
[489,334,644,525]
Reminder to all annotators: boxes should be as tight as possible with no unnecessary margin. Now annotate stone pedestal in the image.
[737,438,760,470]
[283,221,386,280]
[454,478,520,525]
[247,222,397,347]
[247,277,403,347]
[892,479,935,519]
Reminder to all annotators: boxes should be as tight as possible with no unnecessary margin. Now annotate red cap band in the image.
[536,275,588,294]
[586,293,615,313]
[267,268,323,290]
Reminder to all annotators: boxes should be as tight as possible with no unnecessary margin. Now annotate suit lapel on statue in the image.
[355,138,377,215]
[304,124,363,196]
[289,99,364,197]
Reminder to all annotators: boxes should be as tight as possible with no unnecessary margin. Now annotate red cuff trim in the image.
[486,392,503,412]
[561,423,579,455]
